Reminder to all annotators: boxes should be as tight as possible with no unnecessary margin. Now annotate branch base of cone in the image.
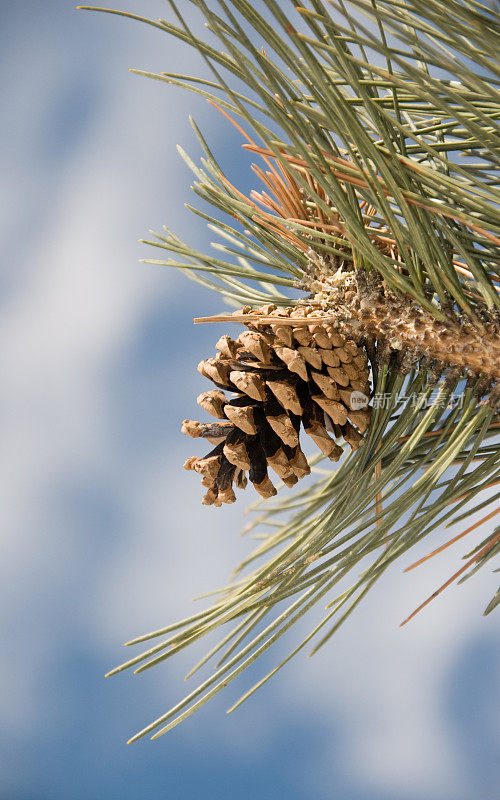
[308,262,500,385]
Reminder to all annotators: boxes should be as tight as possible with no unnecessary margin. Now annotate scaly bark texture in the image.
[304,254,500,386]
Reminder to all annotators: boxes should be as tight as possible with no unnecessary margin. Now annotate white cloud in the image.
[0,8,219,739]
[1,5,499,798]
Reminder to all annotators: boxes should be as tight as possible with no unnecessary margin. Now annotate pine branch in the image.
[79,0,500,741]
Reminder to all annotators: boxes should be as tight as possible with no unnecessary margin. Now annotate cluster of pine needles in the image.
[80,0,500,741]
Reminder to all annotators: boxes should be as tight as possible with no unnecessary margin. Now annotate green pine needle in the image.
[79,0,500,742]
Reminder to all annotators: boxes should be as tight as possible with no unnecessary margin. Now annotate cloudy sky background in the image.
[1,2,499,798]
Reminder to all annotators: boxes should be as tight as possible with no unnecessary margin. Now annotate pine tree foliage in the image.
[80,0,500,741]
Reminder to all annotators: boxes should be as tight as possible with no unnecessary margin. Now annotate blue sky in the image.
[1,3,499,799]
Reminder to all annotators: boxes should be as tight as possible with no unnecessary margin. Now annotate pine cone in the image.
[182,304,372,506]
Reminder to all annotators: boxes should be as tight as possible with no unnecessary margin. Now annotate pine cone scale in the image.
[183,305,373,506]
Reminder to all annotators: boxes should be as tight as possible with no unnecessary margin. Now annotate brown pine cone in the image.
[182,304,372,506]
